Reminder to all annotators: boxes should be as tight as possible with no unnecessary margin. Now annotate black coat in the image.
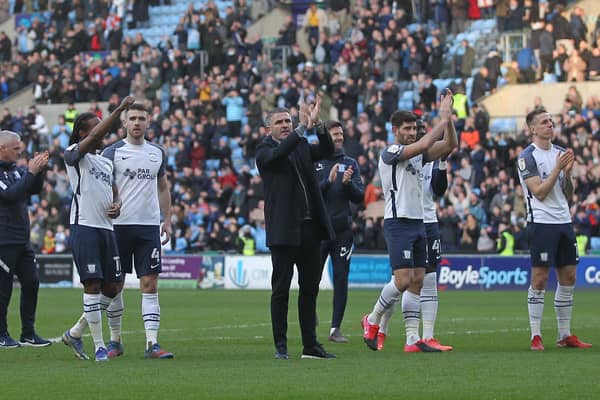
[0,161,45,245]
[256,125,335,247]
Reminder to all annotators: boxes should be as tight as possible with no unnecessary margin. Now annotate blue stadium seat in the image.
[489,118,517,134]
[591,237,600,251]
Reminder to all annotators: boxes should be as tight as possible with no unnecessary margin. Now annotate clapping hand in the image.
[439,88,454,121]
[299,100,310,128]
[28,151,49,175]
[308,94,322,128]
[558,149,575,174]
[342,165,353,184]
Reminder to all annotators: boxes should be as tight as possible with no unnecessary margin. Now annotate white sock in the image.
[106,290,124,343]
[420,272,438,340]
[368,281,401,325]
[528,286,545,339]
[142,293,160,347]
[402,290,421,345]
[554,284,574,340]
[378,302,396,335]
[99,294,111,311]
[70,313,87,338]
[83,293,105,351]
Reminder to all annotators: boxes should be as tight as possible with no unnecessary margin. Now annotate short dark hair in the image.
[69,112,97,146]
[124,102,148,116]
[325,120,343,131]
[264,107,290,127]
[526,108,547,127]
[390,110,417,127]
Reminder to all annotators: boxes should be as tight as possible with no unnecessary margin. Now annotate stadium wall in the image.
[481,81,600,132]
[33,254,600,291]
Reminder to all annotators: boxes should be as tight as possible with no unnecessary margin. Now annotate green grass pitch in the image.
[2,288,599,399]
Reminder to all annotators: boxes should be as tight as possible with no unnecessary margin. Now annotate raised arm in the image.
[425,89,458,162]
[78,96,135,156]
[309,122,334,161]
[431,161,449,197]
[397,93,454,162]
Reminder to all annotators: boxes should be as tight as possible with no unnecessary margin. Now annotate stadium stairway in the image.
[396,18,498,111]
[126,0,235,48]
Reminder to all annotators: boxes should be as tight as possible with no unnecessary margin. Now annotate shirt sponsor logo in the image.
[89,167,111,185]
[123,168,155,180]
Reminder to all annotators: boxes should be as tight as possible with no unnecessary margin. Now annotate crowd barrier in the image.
[33,254,600,290]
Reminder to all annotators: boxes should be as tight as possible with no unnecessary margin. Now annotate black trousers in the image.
[0,243,39,337]
[320,230,353,330]
[270,220,323,352]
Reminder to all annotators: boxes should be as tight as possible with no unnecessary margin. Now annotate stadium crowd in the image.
[0,0,599,256]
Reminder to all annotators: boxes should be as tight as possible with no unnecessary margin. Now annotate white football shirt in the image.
[379,144,425,220]
[102,139,166,226]
[64,144,114,230]
[517,143,571,224]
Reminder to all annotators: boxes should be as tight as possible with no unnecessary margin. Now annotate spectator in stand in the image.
[552,4,574,56]
[563,50,587,82]
[484,47,502,90]
[276,15,297,46]
[516,45,538,83]
[554,43,569,82]
[588,46,600,81]
[454,39,475,79]
[303,2,328,54]
[570,7,587,48]
[449,0,468,35]
[539,23,555,78]
[505,0,523,31]
[470,66,489,103]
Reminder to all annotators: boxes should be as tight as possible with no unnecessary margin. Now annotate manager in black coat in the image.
[0,130,51,348]
[256,100,336,359]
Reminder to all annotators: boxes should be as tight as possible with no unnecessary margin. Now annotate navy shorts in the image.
[383,218,428,270]
[114,225,162,277]
[425,222,441,273]
[527,222,578,268]
[70,224,123,283]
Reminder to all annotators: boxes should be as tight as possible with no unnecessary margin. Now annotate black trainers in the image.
[301,344,336,359]
[274,351,289,360]
[19,333,52,347]
[0,333,20,348]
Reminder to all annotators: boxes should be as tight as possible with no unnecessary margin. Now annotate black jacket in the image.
[256,125,335,247]
[0,161,45,245]
[315,150,364,233]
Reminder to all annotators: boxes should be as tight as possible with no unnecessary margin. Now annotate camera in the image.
[338,164,346,173]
